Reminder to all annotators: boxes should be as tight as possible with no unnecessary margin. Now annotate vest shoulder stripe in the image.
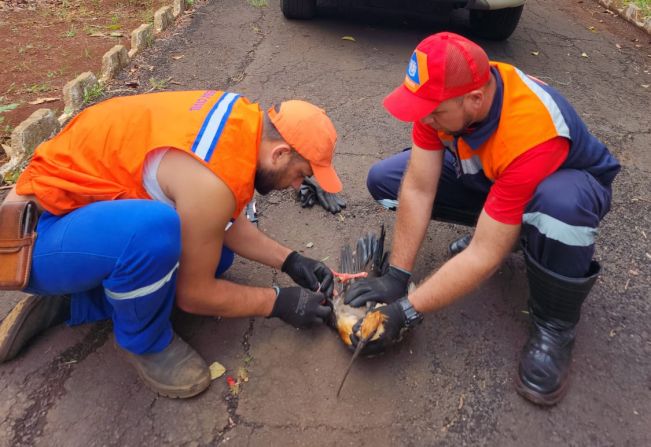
[513,68,570,138]
[192,92,240,161]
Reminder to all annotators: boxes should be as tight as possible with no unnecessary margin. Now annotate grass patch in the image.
[148,77,169,91]
[247,0,268,7]
[83,83,105,105]
[623,0,650,17]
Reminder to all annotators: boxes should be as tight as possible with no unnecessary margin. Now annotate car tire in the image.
[281,0,317,19]
[469,5,524,40]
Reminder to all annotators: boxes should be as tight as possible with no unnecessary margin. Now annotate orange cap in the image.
[267,100,342,193]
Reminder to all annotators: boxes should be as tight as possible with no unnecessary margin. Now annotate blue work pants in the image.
[24,200,233,355]
[366,149,613,278]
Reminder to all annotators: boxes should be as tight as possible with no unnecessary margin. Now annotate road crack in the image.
[10,322,111,446]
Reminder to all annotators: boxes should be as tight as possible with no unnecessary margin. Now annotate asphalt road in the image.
[1,0,650,445]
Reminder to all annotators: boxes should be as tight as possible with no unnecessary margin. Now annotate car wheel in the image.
[469,5,524,40]
[281,0,317,19]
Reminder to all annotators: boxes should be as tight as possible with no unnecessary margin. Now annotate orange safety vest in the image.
[437,62,570,181]
[16,91,262,217]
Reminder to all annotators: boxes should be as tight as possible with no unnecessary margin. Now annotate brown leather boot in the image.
[515,250,600,406]
[0,294,70,363]
[118,334,210,399]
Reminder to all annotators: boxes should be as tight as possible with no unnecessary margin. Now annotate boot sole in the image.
[116,344,211,399]
[514,372,569,406]
[0,295,40,363]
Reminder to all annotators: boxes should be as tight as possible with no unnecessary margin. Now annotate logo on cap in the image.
[404,49,429,93]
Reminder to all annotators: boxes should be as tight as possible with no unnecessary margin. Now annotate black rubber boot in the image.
[515,250,600,406]
[448,234,472,256]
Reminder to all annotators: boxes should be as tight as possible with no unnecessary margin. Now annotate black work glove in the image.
[350,300,408,356]
[270,287,332,329]
[344,265,411,307]
[282,251,334,297]
[298,177,347,214]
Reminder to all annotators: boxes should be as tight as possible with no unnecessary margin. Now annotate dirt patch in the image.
[0,0,169,145]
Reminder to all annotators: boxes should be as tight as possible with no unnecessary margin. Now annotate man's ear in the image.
[466,89,484,110]
[270,142,292,165]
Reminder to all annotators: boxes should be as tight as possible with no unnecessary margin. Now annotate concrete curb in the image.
[596,0,651,34]
[0,0,193,182]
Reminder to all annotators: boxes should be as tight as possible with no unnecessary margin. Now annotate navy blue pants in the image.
[367,149,613,278]
[24,200,234,355]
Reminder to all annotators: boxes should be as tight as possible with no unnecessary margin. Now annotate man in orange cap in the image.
[345,33,619,406]
[0,91,341,398]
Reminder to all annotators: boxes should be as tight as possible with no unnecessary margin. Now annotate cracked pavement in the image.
[1,0,650,445]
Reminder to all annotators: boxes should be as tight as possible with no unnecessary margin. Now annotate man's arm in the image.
[390,144,444,271]
[223,212,291,269]
[158,150,276,318]
[408,209,520,313]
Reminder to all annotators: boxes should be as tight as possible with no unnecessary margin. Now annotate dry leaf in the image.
[588,26,596,32]
[306,241,314,248]
[110,32,123,37]
[642,84,650,89]
[89,32,106,37]
[1,143,11,154]
[237,367,249,383]
[531,51,539,56]
[209,361,226,380]
[615,43,622,49]
[581,52,588,58]
[172,55,185,60]
[341,36,356,42]
[28,97,59,105]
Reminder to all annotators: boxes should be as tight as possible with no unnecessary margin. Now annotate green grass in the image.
[83,83,105,105]
[625,0,650,17]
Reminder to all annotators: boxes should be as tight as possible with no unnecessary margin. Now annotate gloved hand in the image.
[350,300,407,356]
[282,251,334,297]
[344,265,411,307]
[270,287,332,328]
[299,177,347,214]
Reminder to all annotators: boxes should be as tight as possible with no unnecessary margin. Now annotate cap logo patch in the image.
[404,50,429,93]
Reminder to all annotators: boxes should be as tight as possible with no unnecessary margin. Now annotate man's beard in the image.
[254,166,283,195]
[449,116,475,137]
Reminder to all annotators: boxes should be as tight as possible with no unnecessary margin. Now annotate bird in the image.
[327,225,389,348]
[326,225,392,398]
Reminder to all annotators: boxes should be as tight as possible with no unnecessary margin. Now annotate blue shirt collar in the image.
[461,66,503,150]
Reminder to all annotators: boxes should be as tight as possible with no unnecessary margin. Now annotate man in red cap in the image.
[0,91,341,398]
[344,33,620,406]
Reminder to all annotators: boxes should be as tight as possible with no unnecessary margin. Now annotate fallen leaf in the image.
[615,43,622,49]
[110,31,123,37]
[642,85,650,89]
[172,55,185,60]
[645,253,651,260]
[531,51,539,56]
[306,241,314,248]
[609,329,616,337]
[237,367,249,383]
[588,26,596,32]
[28,97,59,105]
[1,144,11,154]
[341,36,356,42]
[209,361,226,380]
[629,269,639,276]
[89,32,106,37]
[581,52,588,58]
